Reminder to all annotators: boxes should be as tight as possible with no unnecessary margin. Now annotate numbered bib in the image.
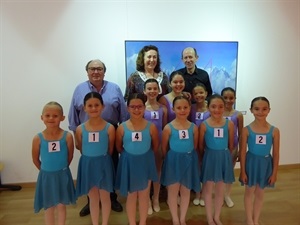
[48,141,60,152]
[151,111,159,119]
[255,135,266,145]
[132,132,142,142]
[179,130,189,139]
[214,128,224,138]
[195,112,203,120]
[224,116,232,120]
[88,132,99,142]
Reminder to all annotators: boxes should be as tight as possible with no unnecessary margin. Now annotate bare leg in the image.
[213,181,225,225]
[45,206,55,225]
[167,183,180,225]
[203,181,215,225]
[57,204,66,225]
[138,181,151,225]
[100,189,111,225]
[244,186,255,225]
[152,148,163,212]
[127,192,138,225]
[89,187,100,225]
[253,186,265,225]
[179,185,190,225]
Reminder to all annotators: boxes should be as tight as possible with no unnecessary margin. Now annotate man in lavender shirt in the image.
[68,59,128,216]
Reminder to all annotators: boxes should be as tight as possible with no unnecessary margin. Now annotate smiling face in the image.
[172,97,191,119]
[222,90,236,110]
[250,99,270,121]
[41,105,65,128]
[127,98,145,119]
[84,97,104,118]
[143,49,158,72]
[208,97,225,119]
[144,81,159,100]
[182,47,198,71]
[193,85,207,103]
[86,60,105,86]
[170,74,185,94]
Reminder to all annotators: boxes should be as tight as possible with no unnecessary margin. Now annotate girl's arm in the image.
[193,123,199,154]
[162,105,168,129]
[31,135,41,170]
[66,132,75,165]
[75,126,83,153]
[198,122,206,162]
[150,123,159,154]
[115,124,124,153]
[108,124,116,155]
[269,127,280,184]
[237,112,244,160]
[161,124,171,158]
[239,127,249,184]
[228,120,235,152]
[158,95,167,108]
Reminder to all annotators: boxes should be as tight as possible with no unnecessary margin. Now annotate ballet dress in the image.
[239,125,275,188]
[200,120,235,184]
[160,123,200,192]
[76,123,115,196]
[115,121,158,196]
[34,131,76,213]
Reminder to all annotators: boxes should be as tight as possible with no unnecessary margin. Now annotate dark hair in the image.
[221,87,236,96]
[83,92,104,106]
[250,96,270,108]
[207,94,225,106]
[136,45,161,73]
[173,95,191,106]
[169,70,184,82]
[193,83,207,91]
[181,47,198,58]
[85,59,106,72]
[127,93,146,106]
[143,78,159,90]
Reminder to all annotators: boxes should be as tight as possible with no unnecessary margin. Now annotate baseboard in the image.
[2,163,299,189]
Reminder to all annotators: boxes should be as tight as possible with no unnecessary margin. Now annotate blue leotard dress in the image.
[76,123,115,196]
[34,131,76,213]
[200,120,235,184]
[160,123,200,192]
[115,121,158,196]
[240,125,275,188]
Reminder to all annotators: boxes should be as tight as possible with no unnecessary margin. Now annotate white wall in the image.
[1,0,299,184]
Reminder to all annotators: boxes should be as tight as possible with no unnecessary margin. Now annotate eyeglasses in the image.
[88,67,104,72]
[128,105,144,110]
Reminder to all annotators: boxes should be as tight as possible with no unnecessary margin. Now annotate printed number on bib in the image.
[151,111,159,119]
[214,128,224,138]
[48,141,60,152]
[89,132,99,142]
[179,130,189,139]
[196,112,203,120]
[255,135,266,145]
[132,132,142,142]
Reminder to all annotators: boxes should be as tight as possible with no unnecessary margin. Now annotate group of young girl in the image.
[32,71,280,225]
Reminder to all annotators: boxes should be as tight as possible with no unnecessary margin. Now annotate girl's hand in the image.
[239,172,248,185]
[268,174,277,185]
[182,91,191,100]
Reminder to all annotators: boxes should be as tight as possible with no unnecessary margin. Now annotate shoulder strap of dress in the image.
[269,125,274,134]
[37,132,43,140]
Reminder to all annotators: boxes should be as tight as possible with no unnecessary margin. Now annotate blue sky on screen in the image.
[125,41,238,94]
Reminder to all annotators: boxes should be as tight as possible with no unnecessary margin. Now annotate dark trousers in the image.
[110,147,119,201]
